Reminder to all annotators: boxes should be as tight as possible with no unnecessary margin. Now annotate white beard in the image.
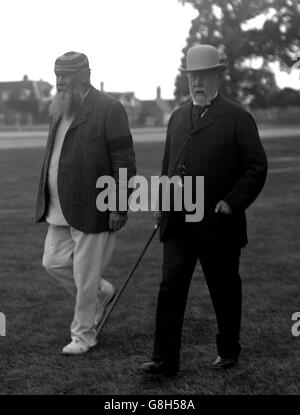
[49,88,85,121]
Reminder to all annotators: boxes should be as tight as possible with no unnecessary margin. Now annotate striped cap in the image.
[54,51,89,74]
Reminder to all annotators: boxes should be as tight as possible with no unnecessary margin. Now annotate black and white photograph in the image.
[0,0,300,402]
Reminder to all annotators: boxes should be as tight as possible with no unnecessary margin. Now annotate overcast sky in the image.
[1,0,299,99]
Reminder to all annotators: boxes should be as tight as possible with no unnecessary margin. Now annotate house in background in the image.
[103,83,175,127]
[0,78,175,128]
[0,75,53,125]
[105,82,142,126]
[138,87,175,127]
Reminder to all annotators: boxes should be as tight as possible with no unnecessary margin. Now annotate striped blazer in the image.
[35,86,136,233]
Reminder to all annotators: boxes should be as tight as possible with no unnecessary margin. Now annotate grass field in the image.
[0,131,300,395]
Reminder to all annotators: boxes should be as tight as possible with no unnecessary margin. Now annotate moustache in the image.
[193,87,206,92]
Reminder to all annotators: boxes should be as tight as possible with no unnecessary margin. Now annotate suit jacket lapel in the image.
[44,118,60,171]
[43,87,96,173]
[68,86,96,131]
[172,101,193,148]
[167,102,192,175]
[181,101,193,134]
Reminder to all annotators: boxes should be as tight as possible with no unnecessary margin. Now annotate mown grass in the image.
[0,134,300,395]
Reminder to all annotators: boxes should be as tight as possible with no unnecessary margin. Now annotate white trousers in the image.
[42,224,116,346]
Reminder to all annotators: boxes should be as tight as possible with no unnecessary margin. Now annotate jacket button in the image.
[188,135,192,140]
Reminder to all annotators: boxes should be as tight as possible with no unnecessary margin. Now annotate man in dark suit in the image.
[35,51,136,354]
[141,44,268,375]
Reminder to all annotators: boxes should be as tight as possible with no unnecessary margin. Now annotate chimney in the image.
[23,75,29,82]
[156,86,161,100]
[100,82,104,91]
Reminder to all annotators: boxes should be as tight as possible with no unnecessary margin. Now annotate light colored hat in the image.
[180,44,226,72]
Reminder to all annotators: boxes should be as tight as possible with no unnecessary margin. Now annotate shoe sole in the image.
[62,342,97,355]
[141,363,179,377]
[211,361,238,370]
[62,349,90,355]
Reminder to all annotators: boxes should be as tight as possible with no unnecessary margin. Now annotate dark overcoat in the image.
[160,93,268,246]
[35,86,136,233]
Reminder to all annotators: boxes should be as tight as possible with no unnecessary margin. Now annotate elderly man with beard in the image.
[141,45,268,375]
[35,51,136,355]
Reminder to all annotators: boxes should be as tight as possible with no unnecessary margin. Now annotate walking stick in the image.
[96,222,160,336]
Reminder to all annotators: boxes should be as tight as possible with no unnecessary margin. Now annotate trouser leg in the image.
[152,232,197,365]
[198,243,242,359]
[70,228,116,346]
[42,225,75,297]
[42,224,116,346]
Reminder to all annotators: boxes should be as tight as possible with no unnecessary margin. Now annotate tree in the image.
[175,0,300,107]
[268,87,300,107]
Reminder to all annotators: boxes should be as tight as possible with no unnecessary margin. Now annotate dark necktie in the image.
[192,104,209,126]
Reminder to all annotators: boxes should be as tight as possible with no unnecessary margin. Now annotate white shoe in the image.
[62,338,96,355]
[95,280,115,326]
